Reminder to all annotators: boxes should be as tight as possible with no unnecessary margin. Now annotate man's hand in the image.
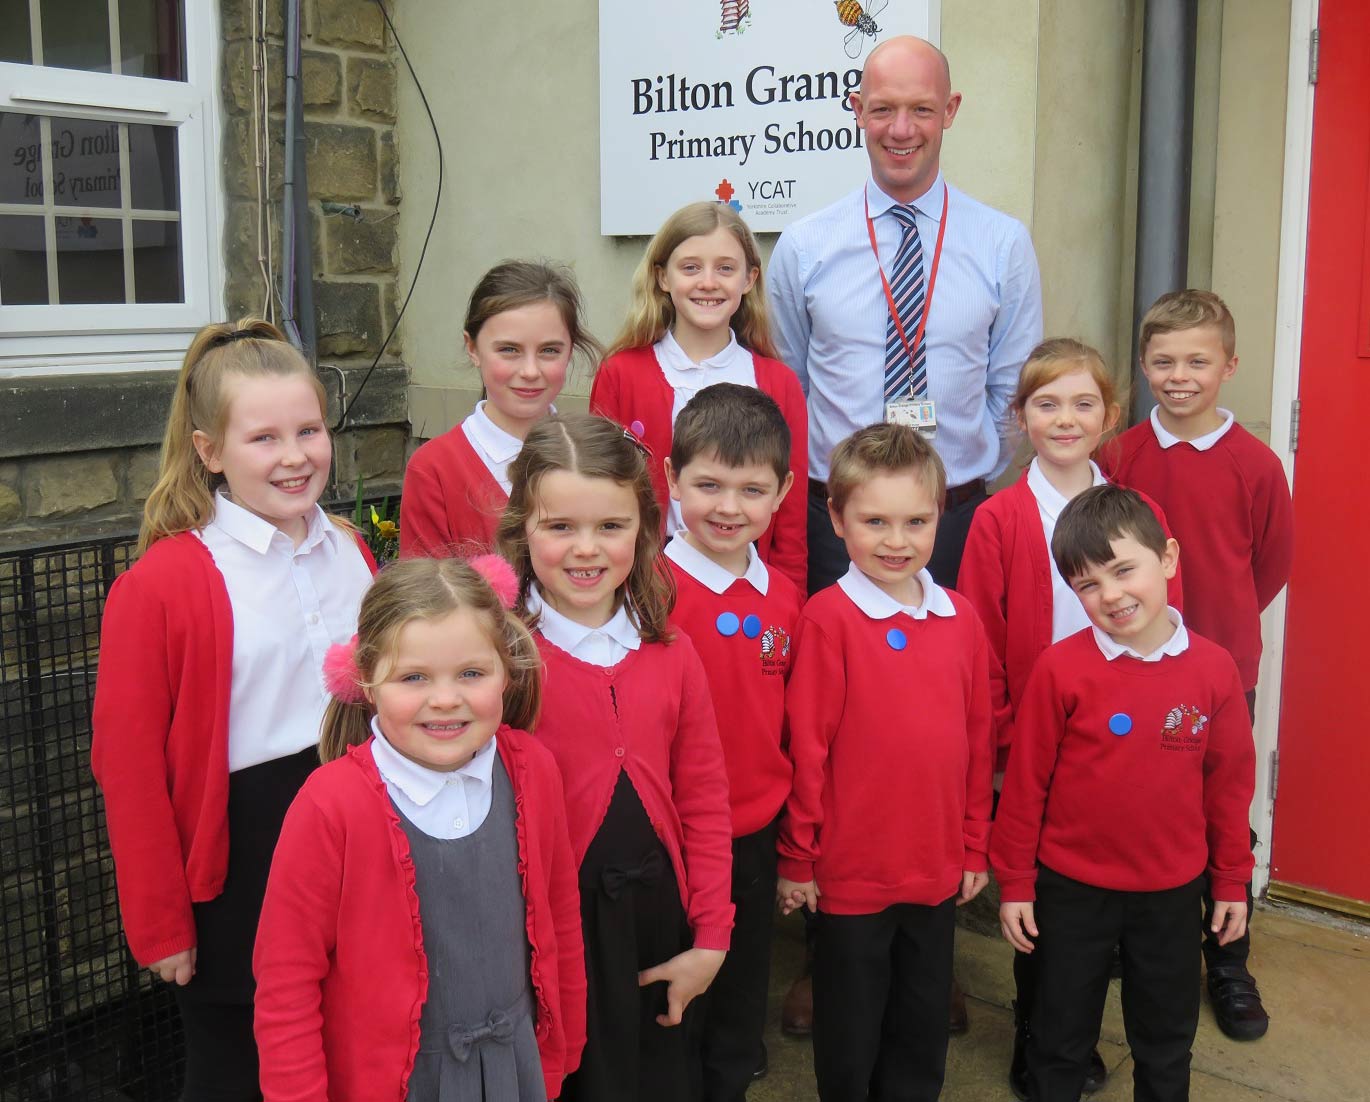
[150,948,197,986]
[638,947,727,1026]
[1211,901,1249,946]
[777,876,819,915]
[1000,902,1038,954]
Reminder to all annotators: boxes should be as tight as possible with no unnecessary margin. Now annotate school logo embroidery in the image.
[715,178,743,213]
[1160,705,1208,751]
[760,625,791,675]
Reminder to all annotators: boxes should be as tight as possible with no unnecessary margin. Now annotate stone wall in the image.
[0,0,409,550]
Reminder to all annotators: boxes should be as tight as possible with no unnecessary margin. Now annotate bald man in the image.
[768,36,1043,595]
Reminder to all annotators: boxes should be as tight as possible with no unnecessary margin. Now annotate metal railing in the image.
[1,498,394,1100]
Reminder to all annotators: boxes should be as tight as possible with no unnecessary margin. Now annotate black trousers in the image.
[698,820,779,1102]
[807,481,987,595]
[1030,866,1204,1102]
[812,898,957,1102]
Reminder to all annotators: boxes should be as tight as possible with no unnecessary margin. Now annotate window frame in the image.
[0,0,225,375]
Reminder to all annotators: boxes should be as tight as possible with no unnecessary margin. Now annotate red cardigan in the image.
[590,344,809,595]
[667,559,801,836]
[777,584,995,914]
[90,529,376,966]
[990,630,1255,903]
[1102,421,1293,690]
[532,632,735,950]
[957,470,1184,768]
[253,732,585,1102]
[399,423,508,558]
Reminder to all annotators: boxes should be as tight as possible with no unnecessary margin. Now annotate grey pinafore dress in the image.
[398,757,547,1102]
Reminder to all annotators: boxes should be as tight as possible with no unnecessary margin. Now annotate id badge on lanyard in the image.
[867,182,949,439]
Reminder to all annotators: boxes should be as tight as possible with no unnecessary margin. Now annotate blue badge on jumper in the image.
[886,628,908,651]
[1109,713,1133,736]
[742,614,762,639]
[716,611,740,637]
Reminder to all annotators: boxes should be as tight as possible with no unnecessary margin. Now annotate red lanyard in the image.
[864,181,949,388]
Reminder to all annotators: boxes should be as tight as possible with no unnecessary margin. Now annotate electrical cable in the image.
[334,0,443,430]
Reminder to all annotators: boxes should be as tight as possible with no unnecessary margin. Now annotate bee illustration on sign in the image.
[718,0,752,37]
[834,0,887,58]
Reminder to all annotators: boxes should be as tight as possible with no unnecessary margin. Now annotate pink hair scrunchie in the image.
[322,634,366,703]
[469,554,519,609]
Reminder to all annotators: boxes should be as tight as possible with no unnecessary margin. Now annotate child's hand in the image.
[776,876,819,915]
[638,947,726,1027]
[1000,902,1038,953]
[958,870,989,905]
[150,948,197,986]
[1210,901,1249,946]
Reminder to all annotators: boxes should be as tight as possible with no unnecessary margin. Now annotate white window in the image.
[0,0,223,374]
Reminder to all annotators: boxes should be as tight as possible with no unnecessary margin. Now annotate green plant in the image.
[353,477,400,563]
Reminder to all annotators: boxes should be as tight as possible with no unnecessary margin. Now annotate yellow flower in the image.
[370,505,381,527]
[377,520,398,540]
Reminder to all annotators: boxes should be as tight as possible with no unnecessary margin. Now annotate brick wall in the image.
[0,0,409,550]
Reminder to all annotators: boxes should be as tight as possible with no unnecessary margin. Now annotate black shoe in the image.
[1008,1001,1030,1101]
[1083,1046,1107,1093]
[752,1042,769,1081]
[1207,966,1270,1040]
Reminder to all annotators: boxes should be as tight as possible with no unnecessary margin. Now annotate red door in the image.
[1269,0,1370,907]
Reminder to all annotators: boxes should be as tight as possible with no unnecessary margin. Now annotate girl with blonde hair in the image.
[591,201,809,592]
[254,555,585,1101]
[92,319,375,1099]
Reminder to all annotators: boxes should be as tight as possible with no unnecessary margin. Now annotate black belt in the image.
[809,477,986,510]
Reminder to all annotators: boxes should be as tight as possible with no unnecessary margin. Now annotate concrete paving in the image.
[748,903,1370,1101]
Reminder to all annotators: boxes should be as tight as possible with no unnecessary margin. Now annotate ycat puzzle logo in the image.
[715,178,744,212]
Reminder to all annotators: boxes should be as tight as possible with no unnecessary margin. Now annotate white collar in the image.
[1090,607,1190,662]
[665,532,770,596]
[654,327,750,372]
[527,584,643,654]
[368,715,498,806]
[464,400,527,463]
[1026,458,1107,521]
[864,171,947,222]
[837,562,956,621]
[1148,406,1235,451]
[209,490,334,555]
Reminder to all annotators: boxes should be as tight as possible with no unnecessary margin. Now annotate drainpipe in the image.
[1130,0,1198,422]
[281,0,316,362]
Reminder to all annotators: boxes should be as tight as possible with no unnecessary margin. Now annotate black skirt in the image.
[179,746,318,1004]
[559,770,697,1102]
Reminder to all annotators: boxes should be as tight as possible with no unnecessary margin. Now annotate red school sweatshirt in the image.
[990,629,1256,903]
[958,469,1184,767]
[777,583,995,914]
[399,423,508,558]
[90,529,375,966]
[1102,420,1293,690]
[667,557,802,836]
[253,732,586,1102]
[532,632,736,949]
[590,344,809,595]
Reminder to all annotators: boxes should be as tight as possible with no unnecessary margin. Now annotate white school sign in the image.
[599,0,939,235]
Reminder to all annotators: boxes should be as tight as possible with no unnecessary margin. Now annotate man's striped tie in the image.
[883,204,928,403]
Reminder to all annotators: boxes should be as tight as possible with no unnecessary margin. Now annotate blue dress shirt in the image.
[767,173,1044,486]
